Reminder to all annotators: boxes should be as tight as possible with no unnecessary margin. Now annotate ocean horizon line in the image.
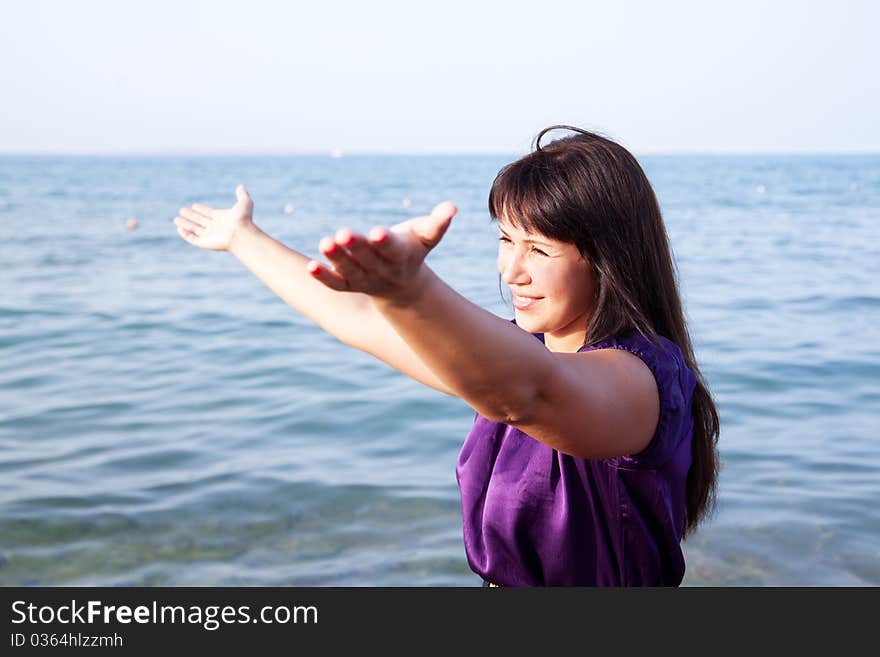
[1,150,878,158]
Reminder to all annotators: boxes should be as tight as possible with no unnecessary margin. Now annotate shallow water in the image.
[1,154,878,585]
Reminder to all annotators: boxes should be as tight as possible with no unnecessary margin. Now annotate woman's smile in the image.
[511,293,542,311]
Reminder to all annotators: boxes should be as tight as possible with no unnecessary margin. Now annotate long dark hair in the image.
[488,125,720,537]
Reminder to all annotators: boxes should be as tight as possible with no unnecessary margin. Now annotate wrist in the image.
[228,219,262,256]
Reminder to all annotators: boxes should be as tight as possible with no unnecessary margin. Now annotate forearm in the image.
[228,223,372,344]
[374,266,555,421]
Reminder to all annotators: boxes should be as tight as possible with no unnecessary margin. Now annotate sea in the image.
[1,153,878,586]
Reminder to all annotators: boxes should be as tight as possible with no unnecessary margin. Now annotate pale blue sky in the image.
[1,0,876,154]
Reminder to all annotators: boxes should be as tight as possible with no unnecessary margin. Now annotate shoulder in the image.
[584,332,691,393]
[508,331,660,459]
[585,331,697,467]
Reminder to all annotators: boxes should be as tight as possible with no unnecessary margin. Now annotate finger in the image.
[319,235,341,257]
[235,184,251,205]
[306,260,350,291]
[180,207,208,228]
[176,224,199,245]
[347,230,395,271]
[334,227,358,248]
[368,226,389,243]
[431,201,458,220]
[235,184,254,213]
[332,228,370,265]
[413,201,456,247]
[369,226,406,260]
[368,226,394,257]
[323,232,370,281]
[320,235,356,267]
[174,215,204,236]
[191,203,215,217]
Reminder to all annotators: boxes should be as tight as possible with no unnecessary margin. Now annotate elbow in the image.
[474,385,540,425]
[468,358,553,425]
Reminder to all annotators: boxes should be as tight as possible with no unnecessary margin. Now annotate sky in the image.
[0,0,877,155]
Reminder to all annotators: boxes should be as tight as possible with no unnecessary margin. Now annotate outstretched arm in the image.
[173,186,454,395]
[309,204,660,459]
[308,200,555,417]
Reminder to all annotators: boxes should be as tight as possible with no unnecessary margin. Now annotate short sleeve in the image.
[588,333,696,469]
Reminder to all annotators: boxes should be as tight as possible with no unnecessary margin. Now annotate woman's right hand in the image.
[174,184,255,252]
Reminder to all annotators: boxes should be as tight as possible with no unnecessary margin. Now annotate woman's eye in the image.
[498,236,547,256]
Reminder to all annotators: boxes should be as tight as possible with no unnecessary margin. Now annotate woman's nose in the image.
[500,252,530,285]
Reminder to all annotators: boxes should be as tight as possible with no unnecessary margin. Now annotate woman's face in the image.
[497,219,596,353]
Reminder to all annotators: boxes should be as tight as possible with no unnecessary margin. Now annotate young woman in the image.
[173,126,720,586]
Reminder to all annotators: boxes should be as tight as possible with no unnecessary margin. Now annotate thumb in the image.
[235,184,252,206]
[413,201,457,248]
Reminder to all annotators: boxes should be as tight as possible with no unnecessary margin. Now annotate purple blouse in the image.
[455,329,697,586]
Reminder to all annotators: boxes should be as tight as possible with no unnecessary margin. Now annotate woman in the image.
[173,126,720,586]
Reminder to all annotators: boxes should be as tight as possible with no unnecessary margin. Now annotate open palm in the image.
[174,185,254,252]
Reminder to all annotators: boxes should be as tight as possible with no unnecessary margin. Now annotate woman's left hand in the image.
[309,201,457,302]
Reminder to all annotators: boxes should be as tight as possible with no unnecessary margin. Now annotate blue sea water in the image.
[1,153,878,586]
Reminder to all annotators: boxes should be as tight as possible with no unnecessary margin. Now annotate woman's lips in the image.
[512,294,542,311]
